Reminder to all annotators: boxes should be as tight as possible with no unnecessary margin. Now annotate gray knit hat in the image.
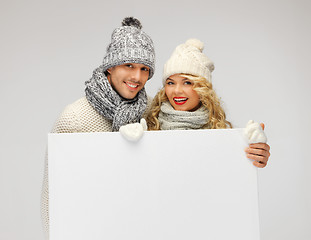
[163,38,214,84]
[102,17,155,79]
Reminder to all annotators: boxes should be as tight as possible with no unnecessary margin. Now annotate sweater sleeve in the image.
[41,103,80,239]
[41,151,49,239]
[51,103,81,133]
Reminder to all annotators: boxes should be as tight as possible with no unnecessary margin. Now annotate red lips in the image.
[173,97,188,105]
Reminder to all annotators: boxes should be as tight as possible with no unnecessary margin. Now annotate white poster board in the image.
[48,129,260,240]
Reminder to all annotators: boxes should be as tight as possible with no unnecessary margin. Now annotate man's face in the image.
[107,63,150,100]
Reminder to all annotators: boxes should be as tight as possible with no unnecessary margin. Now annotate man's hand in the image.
[119,118,147,142]
[245,123,271,168]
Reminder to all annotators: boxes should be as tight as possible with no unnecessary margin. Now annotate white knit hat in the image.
[163,39,214,84]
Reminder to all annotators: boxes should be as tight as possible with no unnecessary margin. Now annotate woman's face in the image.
[165,74,201,111]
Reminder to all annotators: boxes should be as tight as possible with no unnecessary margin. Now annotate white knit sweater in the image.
[41,96,151,239]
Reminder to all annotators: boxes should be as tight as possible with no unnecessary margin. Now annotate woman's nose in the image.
[174,84,183,94]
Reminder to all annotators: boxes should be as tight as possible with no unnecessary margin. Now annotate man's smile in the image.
[125,81,139,90]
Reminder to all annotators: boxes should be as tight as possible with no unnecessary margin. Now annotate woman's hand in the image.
[245,123,271,168]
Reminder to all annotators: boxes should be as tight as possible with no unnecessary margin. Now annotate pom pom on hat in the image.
[185,38,204,52]
[121,17,142,29]
[163,38,214,83]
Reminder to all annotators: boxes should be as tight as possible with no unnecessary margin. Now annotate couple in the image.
[41,17,270,238]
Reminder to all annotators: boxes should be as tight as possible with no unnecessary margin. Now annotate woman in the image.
[146,38,270,167]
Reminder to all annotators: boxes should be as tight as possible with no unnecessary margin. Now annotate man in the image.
[41,16,155,238]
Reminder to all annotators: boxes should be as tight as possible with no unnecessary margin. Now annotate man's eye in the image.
[125,64,133,68]
[142,67,149,72]
[166,82,174,85]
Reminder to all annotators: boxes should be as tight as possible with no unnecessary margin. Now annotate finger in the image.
[246,153,268,164]
[245,147,270,157]
[260,123,265,130]
[253,160,267,168]
[249,143,270,151]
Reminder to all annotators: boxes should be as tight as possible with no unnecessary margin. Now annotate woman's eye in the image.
[141,67,149,72]
[184,81,193,85]
[125,64,133,68]
[166,82,174,85]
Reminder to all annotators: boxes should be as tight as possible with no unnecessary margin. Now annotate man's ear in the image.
[106,68,112,83]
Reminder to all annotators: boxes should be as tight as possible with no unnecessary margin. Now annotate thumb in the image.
[260,123,265,130]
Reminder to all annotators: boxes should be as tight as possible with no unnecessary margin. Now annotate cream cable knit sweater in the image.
[41,96,151,239]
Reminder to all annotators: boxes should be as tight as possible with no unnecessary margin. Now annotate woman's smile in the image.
[173,97,188,105]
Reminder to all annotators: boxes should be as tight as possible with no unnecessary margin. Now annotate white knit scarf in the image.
[85,65,147,131]
[158,101,209,130]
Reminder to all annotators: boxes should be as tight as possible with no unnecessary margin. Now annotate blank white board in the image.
[48,129,260,240]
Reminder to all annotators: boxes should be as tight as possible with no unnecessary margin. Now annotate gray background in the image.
[0,0,310,239]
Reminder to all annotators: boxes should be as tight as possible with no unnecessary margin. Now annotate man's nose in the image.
[130,69,141,81]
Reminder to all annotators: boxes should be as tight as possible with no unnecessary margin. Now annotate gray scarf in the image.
[85,65,147,131]
[158,102,209,130]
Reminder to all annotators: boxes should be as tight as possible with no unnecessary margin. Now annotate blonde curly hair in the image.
[146,74,232,130]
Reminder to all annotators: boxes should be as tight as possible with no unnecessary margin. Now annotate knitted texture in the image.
[41,96,152,239]
[102,17,155,79]
[85,65,147,131]
[52,97,113,133]
[119,118,147,142]
[244,120,267,144]
[158,101,209,130]
[163,38,214,83]
[41,152,49,240]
